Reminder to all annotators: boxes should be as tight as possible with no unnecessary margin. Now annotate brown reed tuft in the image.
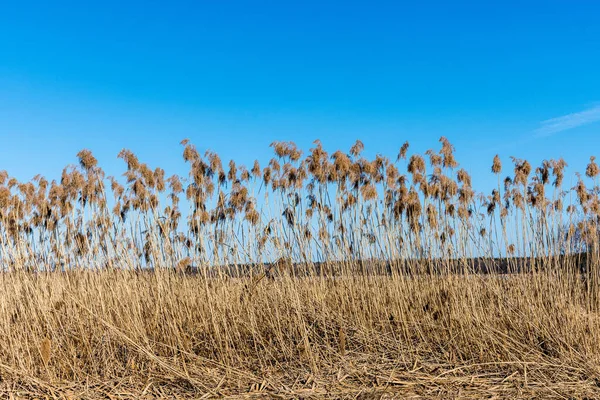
[586,156,600,178]
[349,140,364,157]
[398,141,410,161]
[492,155,502,174]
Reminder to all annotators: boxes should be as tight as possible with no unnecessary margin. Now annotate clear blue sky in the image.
[1,1,599,191]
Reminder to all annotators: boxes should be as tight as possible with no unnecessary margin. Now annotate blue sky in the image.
[1,1,599,191]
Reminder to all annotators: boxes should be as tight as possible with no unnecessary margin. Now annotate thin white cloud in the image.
[535,104,600,137]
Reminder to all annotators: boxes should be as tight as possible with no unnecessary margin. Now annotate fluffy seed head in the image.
[492,155,502,174]
[586,156,599,178]
[397,141,410,161]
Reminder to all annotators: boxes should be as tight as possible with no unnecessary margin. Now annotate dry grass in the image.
[1,270,600,398]
[0,271,600,398]
[0,138,600,398]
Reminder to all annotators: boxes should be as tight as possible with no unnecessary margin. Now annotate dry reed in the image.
[0,138,598,398]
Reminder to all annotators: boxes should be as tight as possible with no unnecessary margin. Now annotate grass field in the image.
[2,270,600,399]
[1,138,600,398]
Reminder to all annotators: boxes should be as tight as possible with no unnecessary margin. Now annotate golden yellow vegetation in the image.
[0,138,599,398]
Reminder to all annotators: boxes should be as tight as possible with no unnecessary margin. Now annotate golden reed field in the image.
[2,138,600,398]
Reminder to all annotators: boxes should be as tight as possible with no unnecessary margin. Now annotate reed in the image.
[0,138,599,398]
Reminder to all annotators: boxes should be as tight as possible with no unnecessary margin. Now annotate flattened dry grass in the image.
[1,269,599,399]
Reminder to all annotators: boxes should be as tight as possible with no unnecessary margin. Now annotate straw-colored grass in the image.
[1,270,600,398]
[0,138,600,398]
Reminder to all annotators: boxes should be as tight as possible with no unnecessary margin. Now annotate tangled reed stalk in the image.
[1,138,600,398]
